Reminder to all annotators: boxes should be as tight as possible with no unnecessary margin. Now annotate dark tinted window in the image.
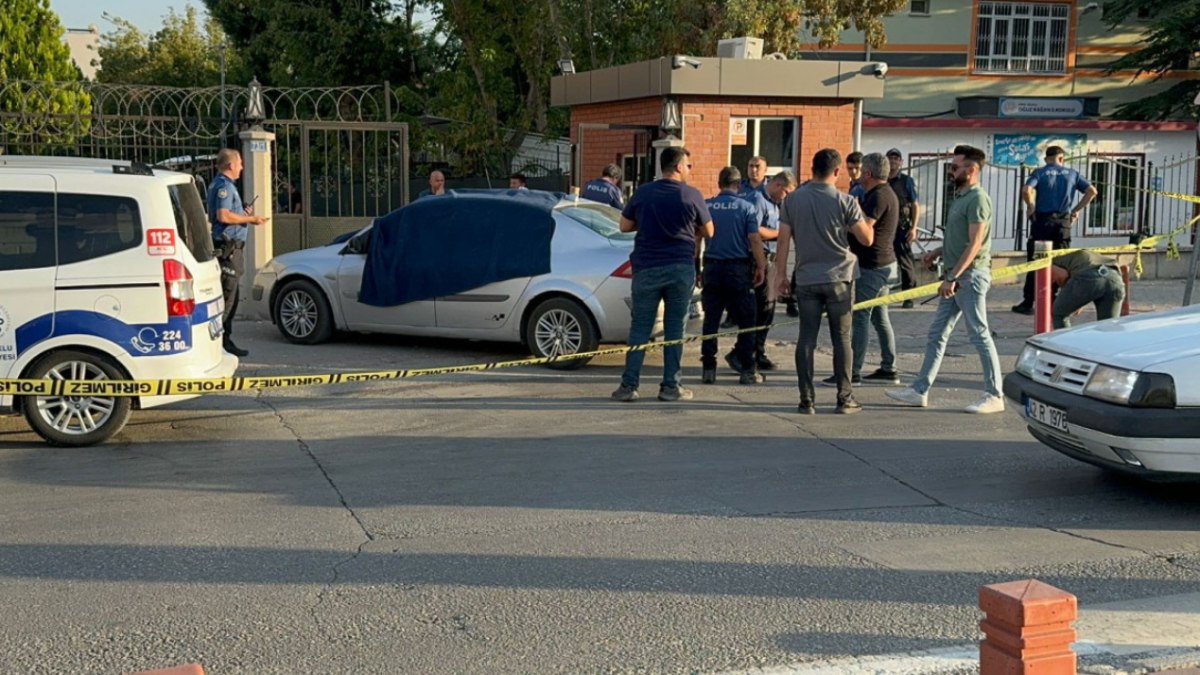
[56,193,142,265]
[169,182,214,263]
[0,191,56,271]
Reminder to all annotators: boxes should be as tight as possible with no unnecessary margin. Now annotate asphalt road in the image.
[1,282,1198,674]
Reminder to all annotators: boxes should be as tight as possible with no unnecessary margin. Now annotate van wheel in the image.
[275,279,334,344]
[525,298,598,370]
[22,351,132,447]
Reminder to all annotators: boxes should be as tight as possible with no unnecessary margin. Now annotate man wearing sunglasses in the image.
[612,147,714,403]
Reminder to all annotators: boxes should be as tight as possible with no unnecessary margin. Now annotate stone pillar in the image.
[651,135,685,180]
[238,128,275,319]
[979,579,1077,675]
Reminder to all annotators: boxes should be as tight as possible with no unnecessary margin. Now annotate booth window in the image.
[729,118,798,176]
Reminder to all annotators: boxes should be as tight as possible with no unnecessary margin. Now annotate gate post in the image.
[239,128,275,319]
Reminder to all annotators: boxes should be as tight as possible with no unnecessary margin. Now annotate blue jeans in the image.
[621,263,696,390]
[1052,266,1125,329]
[852,262,898,377]
[911,267,1002,397]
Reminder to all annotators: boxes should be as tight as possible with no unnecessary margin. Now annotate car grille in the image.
[1029,351,1096,395]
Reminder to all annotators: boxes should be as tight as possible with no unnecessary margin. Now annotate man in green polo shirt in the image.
[887,144,1004,414]
[1051,250,1125,329]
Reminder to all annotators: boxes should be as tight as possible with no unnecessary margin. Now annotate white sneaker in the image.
[886,387,928,408]
[965,394,1005,414]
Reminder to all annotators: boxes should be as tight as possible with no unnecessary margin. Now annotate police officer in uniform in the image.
[208,148,269,357]
[886,149,920,308]
[739,170,797,370]
[701,167,766,385]
[582,164,624,208]
[1012,145,1098,314]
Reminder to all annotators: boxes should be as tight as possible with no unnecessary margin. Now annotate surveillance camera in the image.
[1080,2,1099,12]
[671,55,702,70]
[872,62,889,79]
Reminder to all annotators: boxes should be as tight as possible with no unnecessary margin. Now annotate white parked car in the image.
[0,156,237,446]
[253,190,697,369]
[1003,304,1200,477]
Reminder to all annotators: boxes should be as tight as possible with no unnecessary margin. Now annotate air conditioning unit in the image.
[718,37,764,60]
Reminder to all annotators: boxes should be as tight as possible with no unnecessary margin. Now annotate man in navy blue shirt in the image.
[846,152,866,205]
[208,148,269,357]
[739,155,767,194]
[739,170,797,370]
[611,147,713,403]
[1012,145,1098,314]
[887,149,921,308]
[417,169,446,199]
[701,167,767,385]
[582,164,624,208]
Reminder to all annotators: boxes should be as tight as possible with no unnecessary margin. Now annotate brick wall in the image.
[680,97,856,197]
[569,96,857,198]
[569,98,661,187]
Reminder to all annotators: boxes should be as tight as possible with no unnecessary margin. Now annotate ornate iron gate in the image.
[0,80,409,254]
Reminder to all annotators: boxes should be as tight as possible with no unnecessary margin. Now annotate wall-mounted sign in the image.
[249,140,268,153]
[992,133,1088,167]
[729,118,748,145]
[998,97,1086,119]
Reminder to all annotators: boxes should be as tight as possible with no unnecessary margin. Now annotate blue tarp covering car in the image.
[359,189,558,306]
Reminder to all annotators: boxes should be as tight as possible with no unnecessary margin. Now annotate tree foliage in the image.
[96,6,248,88]
[201,0,435,89]
[1103,0,1200,120]
[0,0,91,121]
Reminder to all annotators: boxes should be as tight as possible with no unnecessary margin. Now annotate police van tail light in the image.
[163,259,196,317]
[611,261,633,279]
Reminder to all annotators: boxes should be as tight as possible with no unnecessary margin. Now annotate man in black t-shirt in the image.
[843,152,901,384]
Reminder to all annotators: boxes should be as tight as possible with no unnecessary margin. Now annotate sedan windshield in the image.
[557,202,634,241]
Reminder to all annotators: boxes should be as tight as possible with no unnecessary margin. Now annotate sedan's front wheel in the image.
[525,297,598,370]
[274,279,335,344]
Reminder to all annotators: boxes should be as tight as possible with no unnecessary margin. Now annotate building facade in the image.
[799,0,1199,248]
[552,57,884,199]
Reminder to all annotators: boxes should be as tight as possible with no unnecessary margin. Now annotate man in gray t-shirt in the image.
[774,149,874,414]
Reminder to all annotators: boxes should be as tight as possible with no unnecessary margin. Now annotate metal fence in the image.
[905,151,1199,249]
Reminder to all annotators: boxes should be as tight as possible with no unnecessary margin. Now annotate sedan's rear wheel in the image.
[274,279,335,344]
[22,350,132,447]
[525,298,598,370]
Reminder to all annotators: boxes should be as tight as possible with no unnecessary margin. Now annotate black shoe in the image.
[901,299,915,309]
[223,341,249,357]
[785,301,799,318]
[862,368,900,384]
[756,355,777,371]
[702,367,716,384]
[821,374,862,387]
[739,371,764,385]
[836,397,863,414]
[724,351,744,373]
[1011,303,1034,315]
[720,319,736,329]
[797,401,815,415]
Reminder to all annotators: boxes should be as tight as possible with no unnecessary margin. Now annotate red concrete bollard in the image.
[1034,240,1054,334]
[979,579,1077,675]
[1120,265,1131,316]
[125,665,205,675]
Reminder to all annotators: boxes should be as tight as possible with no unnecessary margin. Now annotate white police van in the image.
[0,157,237,446]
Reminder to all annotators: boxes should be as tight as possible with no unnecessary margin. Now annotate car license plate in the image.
[1025,397,1068,433]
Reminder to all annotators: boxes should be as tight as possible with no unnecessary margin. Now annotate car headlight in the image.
[1015,345,1040,377]
[1129,372,1176,408]
[1084,365,1139,404]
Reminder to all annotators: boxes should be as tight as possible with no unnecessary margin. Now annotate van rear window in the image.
[168,182,214,263]
[56,194,142,265]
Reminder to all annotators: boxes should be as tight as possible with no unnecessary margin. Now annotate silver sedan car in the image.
[252,192,695,368]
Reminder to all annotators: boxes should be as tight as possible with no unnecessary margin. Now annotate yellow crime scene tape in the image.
[2,194,1197,399]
